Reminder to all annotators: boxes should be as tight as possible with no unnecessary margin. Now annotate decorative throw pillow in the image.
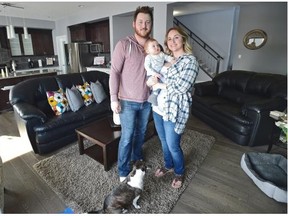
[76,82,94,106]
[66,86,84,112]
[90,81,107,103]
[46,89,70,115]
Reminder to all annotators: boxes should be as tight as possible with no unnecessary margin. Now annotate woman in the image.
[147,27,199,189]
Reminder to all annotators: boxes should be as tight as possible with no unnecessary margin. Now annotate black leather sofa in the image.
[192,70,287,147]
[9,71,112,154]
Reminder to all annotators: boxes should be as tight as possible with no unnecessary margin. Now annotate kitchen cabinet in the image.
[29,29,54,55]
[69,19,110,52]
[0,27,9,49]
[69,24,87,42]
[86,20,110,52]
[4,27,54,56]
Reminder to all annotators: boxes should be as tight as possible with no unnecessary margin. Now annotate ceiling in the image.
[0,1,246,21]
[0,2,106,21]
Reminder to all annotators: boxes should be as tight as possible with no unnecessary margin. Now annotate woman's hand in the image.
[146,76,158,87]
[153,83,167,90]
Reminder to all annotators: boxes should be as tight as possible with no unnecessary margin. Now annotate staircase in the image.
[174,18,224,79]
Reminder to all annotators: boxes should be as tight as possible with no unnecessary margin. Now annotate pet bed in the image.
[241,152,287,203]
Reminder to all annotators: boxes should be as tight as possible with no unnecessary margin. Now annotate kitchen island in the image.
[86,66,110,74]
[0,68,59,113]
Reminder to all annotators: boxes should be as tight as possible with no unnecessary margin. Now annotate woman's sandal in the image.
[171,175,184,189]
[155,167,173,178]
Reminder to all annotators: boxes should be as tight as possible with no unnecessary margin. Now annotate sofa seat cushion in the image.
[35,121,83,144]
[77,98,111,120]
[211,103,253,126]
[211,103,253,135]
[34,111,83,133]
[193,101,252,136]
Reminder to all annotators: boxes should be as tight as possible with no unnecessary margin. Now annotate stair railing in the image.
[173,18,224,78]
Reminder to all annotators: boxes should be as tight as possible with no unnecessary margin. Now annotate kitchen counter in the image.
[0,67,59,80]
[15,66,59,73]
[86,66,110,74]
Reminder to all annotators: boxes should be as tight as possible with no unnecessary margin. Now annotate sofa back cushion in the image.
[10,76,59,116]
[56,73,84,90]
[81,71,110,96]
[214,70,254,93]
[214,70,287,103]
[246,73,287,98]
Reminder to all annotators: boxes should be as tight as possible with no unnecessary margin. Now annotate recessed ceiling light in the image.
[78,5,84,8]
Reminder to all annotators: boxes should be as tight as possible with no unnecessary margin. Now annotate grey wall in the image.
[176,8,236,73]
[232,2,287,75]
[176,2,287,76]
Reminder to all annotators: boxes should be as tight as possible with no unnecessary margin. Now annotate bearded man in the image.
[109,6,153,182]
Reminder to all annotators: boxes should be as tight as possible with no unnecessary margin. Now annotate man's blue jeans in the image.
[118,100,151,177]
[153,111,185,175]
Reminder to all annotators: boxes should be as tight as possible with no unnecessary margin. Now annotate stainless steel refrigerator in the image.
[64,42,94,73]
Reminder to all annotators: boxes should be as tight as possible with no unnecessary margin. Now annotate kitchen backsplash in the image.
[0,48,10,64]
[11,56,59,70]
[0,47,59,70]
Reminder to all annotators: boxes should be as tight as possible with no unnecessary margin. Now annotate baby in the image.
[144,38,174,106]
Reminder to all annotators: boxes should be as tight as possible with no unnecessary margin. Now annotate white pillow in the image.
[90,81,107,103]
[66,86,84,112]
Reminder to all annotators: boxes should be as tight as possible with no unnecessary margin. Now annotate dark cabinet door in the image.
[0,27,9,49]
[69,24,87,42]
[30,29,54,55]
[86,20,110,52]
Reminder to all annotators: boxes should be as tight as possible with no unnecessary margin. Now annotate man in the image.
[109,6,153,182]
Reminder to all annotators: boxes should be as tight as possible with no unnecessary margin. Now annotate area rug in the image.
[33,129,215,213]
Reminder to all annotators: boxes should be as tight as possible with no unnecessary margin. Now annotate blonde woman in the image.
[147,27,199,189]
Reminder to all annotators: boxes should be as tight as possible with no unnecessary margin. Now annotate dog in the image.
[89,160,151,214]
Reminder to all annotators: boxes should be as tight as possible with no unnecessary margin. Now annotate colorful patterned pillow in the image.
[46,89,70,115]
[76,82,94,106]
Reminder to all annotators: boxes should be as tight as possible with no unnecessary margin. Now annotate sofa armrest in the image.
[13,102,47,123]
[242,97,286,114]
[194,81,218,96]
[241,97,286,147]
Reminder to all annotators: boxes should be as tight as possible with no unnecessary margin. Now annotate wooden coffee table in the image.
[75,116,121,171]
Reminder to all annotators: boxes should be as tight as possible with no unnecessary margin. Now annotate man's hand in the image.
[111,101,121,114]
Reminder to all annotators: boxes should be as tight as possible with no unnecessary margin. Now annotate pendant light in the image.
[9,16,16,39]
[23,27,29,39]
[5,26,11,39]
[23,15,28,39]
[3,6,11,39]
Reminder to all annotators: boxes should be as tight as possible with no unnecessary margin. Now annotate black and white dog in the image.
[89,160,151,214]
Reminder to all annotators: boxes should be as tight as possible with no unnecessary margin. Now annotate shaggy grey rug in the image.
[33,129,215,213]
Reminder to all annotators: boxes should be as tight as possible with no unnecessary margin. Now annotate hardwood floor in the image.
[0,111,287,213]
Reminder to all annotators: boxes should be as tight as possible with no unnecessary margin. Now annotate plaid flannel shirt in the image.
[163,54,199,134]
